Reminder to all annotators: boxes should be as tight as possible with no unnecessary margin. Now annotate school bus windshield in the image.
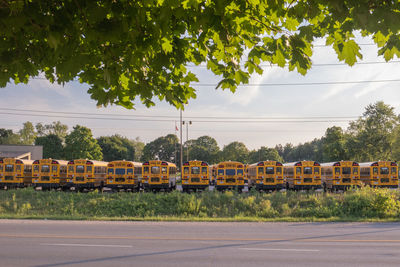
[191,167,200,174]
[380,167,389,175]
[41,165,50,173]
[151,166,160,174]
[342,167,351,175]
[266,167,274,174]
[226,169,236,175]
[304,167,312,174]
[76,165,85,173]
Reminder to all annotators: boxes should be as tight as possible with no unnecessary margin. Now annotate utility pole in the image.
[186,121,192,161]
[180,109,183,175]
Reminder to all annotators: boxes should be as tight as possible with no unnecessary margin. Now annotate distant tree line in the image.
[1,102,399,166]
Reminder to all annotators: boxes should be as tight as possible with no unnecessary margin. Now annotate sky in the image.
[1,36,400,150]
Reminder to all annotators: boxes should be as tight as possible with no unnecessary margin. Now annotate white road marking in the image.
[40,243,132,248]
[239,248,319,252]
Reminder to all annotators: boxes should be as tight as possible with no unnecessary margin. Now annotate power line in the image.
[0,108,359,120]
[193,79,400,87]
[29,77,400,86]
[186,60,400,68]
[0,111,353,123]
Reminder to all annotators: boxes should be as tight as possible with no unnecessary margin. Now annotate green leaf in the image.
[161,37,173,54]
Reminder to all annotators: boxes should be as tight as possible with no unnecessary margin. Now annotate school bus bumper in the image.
[256,184,285,191]
[0,182,25,188]
[215,185,245,191]
[32,183,61,189]
[182,184,209,190]
[107,184,139,190]
[292,185,322,190]
[142,183,170,190]
[66,182,98,189]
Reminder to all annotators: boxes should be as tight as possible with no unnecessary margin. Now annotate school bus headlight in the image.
[34,180,38,182]
[109,180,113,183]
[69,179,73,182]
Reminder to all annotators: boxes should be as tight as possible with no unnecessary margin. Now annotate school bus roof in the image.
[33,159,69,165]
[359,161,397,167]
[283,161,320,167]
[67,159,108,167]
[0,158,34,165]
[107,161,142,167]
[321,161,359,167]
[249,161,283,167]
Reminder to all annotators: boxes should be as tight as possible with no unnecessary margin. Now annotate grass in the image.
[0,187,399,222]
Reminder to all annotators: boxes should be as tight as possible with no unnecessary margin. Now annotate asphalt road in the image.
[0,220,400,267]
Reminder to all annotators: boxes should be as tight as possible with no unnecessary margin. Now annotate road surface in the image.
[0,220,399,266]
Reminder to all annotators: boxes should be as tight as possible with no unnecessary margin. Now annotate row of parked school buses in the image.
[0,158,398,191]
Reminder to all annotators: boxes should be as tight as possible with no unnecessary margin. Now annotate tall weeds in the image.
[0,187,399,220]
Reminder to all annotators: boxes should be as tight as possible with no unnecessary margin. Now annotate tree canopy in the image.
[97,134,136,162]
[2,1,400,109]
[64,125,103,160]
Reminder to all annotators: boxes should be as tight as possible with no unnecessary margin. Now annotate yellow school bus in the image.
[321,161,360,191]
[283,161,322,190]
[0,158,33,189]
[142,160,177,191]
[247,161,284,191]
[214,161,245,192]
[181,160,209,192]
[359,161,398,188]
[66,159,108,190]
[31,159,68,189]
[106,160,142,191]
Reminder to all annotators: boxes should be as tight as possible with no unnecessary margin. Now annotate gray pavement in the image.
[0,220,400,266]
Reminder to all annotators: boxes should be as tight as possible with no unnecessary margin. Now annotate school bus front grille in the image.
[41,176,50,181]
[75,177,84,182]
[226,178,235,183]
[265,178,274,183]
[5,176,14,181]
[191,178,200,183]
[151,177,160,182]
[381,178,390,183]
[304,178,312,183]
[115,178,125,182]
